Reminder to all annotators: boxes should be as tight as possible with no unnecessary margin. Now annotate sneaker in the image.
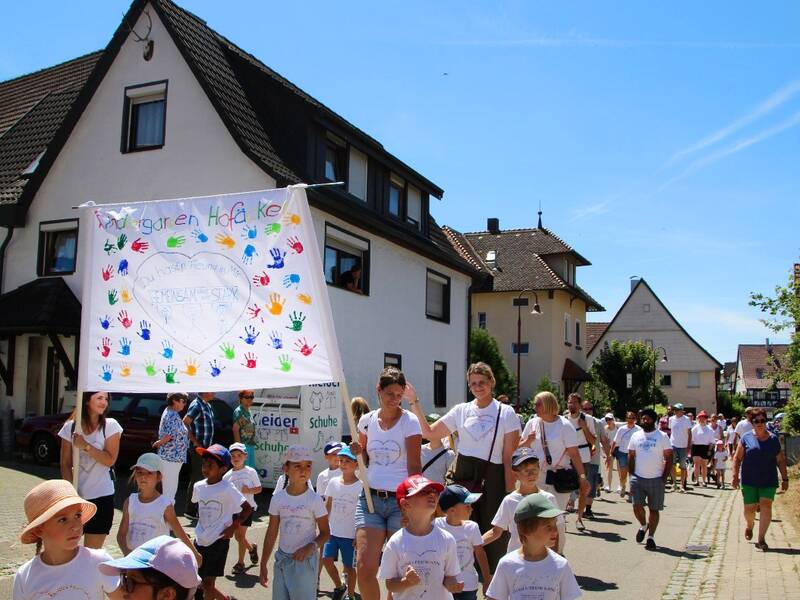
[332,585,347,600]
[584,507,595,519]
[603,486,611,493]
[645,537,656,550]
[636,528,646,543]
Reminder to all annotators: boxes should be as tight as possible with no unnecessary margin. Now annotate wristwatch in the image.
[579,474,587,479]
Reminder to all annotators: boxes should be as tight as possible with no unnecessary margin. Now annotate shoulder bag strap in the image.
[421,448,449,474]
[540,419,552,465]
[476,403,503,484]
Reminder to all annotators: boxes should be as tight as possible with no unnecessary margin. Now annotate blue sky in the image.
[2,1,798,363]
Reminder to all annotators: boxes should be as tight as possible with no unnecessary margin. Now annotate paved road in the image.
[1,460,797,599]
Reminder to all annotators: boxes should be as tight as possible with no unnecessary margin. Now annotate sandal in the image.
[755,541,769,552]
[249,545,259,564]
[232,562,245,574]
[745,528,753,541]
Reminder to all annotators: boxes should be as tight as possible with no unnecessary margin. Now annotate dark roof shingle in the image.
[585,322,610,350]
[0,277,81,334]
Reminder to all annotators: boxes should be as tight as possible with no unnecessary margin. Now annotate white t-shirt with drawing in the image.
[191,478,246,547]
[486,548,582,600]
[316,467,342,497]
[268,488,328,554]
[358,410,421,491]
[434,518,484,592]
[12,546,119,600]
[57,418,123,500]
[224,465,262,509]
[491,490,561,555]
[628,429,671,479]
[439,399,520,464]
[522,417,579,485]
[126,493,171,550]
[325,476,363,539]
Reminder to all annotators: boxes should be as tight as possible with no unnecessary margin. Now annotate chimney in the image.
[487,218,500,234]
[630,276,641,292]
[766,337,772,355]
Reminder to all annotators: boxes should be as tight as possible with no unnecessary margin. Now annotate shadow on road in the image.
[764,547,800,555]
[225,571,260,589]
[649,546,704,559]
[576,575,619,592]
[569,530,626,543]
[588,516,632,526]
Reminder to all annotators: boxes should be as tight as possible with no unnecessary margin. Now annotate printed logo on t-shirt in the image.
[129,518,160,548]
[455,538,473,570]
[34,584,93,599]
[463,413,496,441]
[510,572,560,599]
[198,499,224,526]
[367,440,402,465]
[404,549,441,595]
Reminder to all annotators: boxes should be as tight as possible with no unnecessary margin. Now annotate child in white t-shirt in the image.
[378,474,461,599]
[225,442,263,574]
[13,480,121,600]
[713,440,729,489]
[486,494,581,600]
[117,453,200,565]
[316,441,343,497]
[260,445,330,600]
[483,448,564,554]
[323,447,363,600]
[435,484,492,599]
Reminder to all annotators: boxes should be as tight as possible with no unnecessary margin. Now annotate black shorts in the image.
[195,537,230,578]
[691,444,710,459]
[241,512,253,527]
[83,494,115,535]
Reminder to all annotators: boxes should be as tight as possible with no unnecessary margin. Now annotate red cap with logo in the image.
[395,474,444,507]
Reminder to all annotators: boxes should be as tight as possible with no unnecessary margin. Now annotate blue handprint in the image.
[242,244,258,265]
[117,259,129,276]
[99,315,112,330]
[100,365,113,382]
[138,320,151,341]
[269,330,283,350]
[240,325,260,345]
[242,225,258,240]
[208,359,225,378]
[282,273,301,289]
[161,340,174,359]
[266,248,286,269]
[191,229,209,243]
[118,337,131,356]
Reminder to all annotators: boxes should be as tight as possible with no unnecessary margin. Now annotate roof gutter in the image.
[0,226,14,293]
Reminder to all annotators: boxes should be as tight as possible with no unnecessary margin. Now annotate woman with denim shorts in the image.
[351,367,422,600]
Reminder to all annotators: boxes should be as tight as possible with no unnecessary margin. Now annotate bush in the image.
[469,328,516,399]
[717,391,746,419]
[784,393,800,435]
[518,375,563,423]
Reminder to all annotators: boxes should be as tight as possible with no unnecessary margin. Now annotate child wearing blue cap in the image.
[317,441,343,498]
[322,446,363,600]
[193,444,251,600]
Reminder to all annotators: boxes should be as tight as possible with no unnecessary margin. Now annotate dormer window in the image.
[388,174,405,219]
[406,185,422,229]
[324,132,347,182]
[122,80,167,153]
[485,250,496,267]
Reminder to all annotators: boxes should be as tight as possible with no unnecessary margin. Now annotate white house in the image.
[0,0,477,422]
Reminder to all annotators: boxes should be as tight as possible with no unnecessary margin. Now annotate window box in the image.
[121,81,167,153]
[38,220,79,276]
[324,224,370,295]
[426,269,451,323]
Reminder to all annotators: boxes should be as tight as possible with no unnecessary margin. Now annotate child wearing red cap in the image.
[378,475,461,599]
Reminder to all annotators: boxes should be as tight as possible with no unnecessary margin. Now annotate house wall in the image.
[734,356,746,395]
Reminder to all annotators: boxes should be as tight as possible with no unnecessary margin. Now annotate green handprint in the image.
[220,343,235,360]
[108,289,119,305]
[264,222,281,236]
[163,365,179,384]
[286,311,306,332]
[144,359,157,377]
[116,233,127,250]
[103,240,117,255]
[278,354,292,373]
[166,235,185,248]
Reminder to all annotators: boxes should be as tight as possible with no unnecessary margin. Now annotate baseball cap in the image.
[229,442,247,454]
[283,445,313,463]
[511,446,539,468]
[131,453,162,473]
[324,442,343,455]
[99,535,201,591]
[395,474,444,506]
[674,403,685,410]
[604,413,614,420]
[337,447,358,462]
[697,411,708,419]
[196,444,232,468]
[438,484,482,512]
[514,493,565,522]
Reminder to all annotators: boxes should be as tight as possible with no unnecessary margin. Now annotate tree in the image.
[469,328,516,399]
[750,265,800,434]
[518,375,563,423]
[716,391,746,419]
[589,340,667,417]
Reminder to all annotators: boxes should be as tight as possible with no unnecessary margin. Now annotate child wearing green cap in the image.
[486,495,581,600]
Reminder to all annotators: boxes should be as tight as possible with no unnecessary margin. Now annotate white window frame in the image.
[687,372,701,388]
[347,146,368,201]
[564,313,571,344]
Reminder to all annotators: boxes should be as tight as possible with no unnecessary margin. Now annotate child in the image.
[316,441,343,497]
[225,442,263,574]
[118,453,201,566]
[99,535,201,600]
[322,447,363,600]
[378,474,462,599]
[482,447,564,555]
[486,494,581,600]
[193,444,251,600]
[260,445,330,600]
[421,414,456,485]
[435,484,492,600]
[13,479,121,600]
[713,440,729,489]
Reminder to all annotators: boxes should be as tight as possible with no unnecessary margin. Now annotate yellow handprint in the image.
[268,292,286,316]
[214,233,236,249]
[120,364,131,377]
[282,213,301,227]
[121,288,132,303]
[183,358,199,376]
[297,293,312,305]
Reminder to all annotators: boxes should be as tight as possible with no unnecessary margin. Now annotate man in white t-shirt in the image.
[628,409,673,551]
[734,407,755,452]
[668,403,693,492]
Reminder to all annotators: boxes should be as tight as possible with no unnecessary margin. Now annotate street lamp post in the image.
[514,289,542,409]
[653,346,668,408]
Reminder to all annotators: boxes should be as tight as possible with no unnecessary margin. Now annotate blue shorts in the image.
[323,535,355,568]
[614,449,629,469]
[672,446,688,468]
[354,491,402,533]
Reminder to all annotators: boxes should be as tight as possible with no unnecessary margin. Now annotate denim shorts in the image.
[630,475,665,511]
[354,490,402,533]
[614,449,629,469]
[672,446,688,469]
[323,535,355,568]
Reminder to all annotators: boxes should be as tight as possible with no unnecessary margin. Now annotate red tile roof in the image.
[586,322,610,351]
[736,343,791,390]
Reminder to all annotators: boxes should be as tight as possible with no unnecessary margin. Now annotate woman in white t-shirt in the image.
[351,367,422,600]
[519,392,590,516]
[725,417,738,455]
[58,391,122,549]
[690,411,715,486]
[412,361,521,570]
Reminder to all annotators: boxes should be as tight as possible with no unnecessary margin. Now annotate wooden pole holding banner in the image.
[72,390,82,489]
[337,379,374,513]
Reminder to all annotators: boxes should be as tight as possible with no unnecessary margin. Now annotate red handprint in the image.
[293,337,317,357]
[247,304,262,320]
[243,352,257,369]
[97,337,112,357]
[287,236,304,255]
[117,310,132,328]
[252,272,270,287]
[131,238,149,253]
[101,264,114,281]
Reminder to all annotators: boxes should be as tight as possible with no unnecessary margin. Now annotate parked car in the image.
[16,393,234,466]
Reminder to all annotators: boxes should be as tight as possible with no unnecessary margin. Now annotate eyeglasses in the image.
[752,418,767,424]
[121,572,154,594]
[239,394,255,399]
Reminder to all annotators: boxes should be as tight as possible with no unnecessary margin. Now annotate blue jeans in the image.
[272,548,319,600]
[354,491,402,533]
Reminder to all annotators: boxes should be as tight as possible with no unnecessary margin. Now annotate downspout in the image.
[0,227,14,293]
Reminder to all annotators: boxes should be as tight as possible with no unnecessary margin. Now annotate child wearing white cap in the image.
[225,442,263,574]
[117,453,201,567]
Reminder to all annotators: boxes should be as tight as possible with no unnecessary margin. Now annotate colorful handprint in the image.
[293,337,317,357]
[103,240,117,255]
[282,213,301,227]
[144,359,157,377]
[101,264,114,281]
[220,343,235,360]
[264,222,281,236]
[121,288,132,303]
[166,235,185,248]
[242,244,258,264]
[252,271,270,287]
[118,337,131,356]
[161,341,174,359]
[266,248,286,269]
[138,320,151,340]
[163,365,179,384]
[116,234,127,250]
[191,229,209,243]
[97,337,112,358]
[242,225,258,240]
[282,273,300,289]
[277,354,292,372]
[247,304,262,320]
[100,365,113,382]
[183,358,199,376]
[268,293,285,316]
[120,363,131,377]
[215,233,236,249]
[131,238,149,253]
[240,325,260,345]
[269,331,283,349]
[108,289,119,306]
[117,259,129,276]
[209,359,225,377]
[286,311,306,332]
[297,293,312,305]
[242,352,257,369]
[99,315,112,330]
[287,236,304,254]
[117,310,132,328]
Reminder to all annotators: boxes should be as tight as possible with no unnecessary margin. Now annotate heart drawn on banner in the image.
[133,251,251,354]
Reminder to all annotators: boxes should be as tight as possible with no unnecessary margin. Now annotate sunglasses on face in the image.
[753,418,767,424]
[240,394,255,399]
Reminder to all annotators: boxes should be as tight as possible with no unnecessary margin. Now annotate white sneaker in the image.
[603,486,611,493]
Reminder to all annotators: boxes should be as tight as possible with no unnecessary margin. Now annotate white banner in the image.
[77,186,342,392]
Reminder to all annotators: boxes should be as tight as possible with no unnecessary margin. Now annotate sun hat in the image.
[131,453,163,473]
[438,484,482,512]
[196,444,231,468]
[99,535,201,590]
[229,442,247,454]
[324,441,343,456]
[604,413,614,420]
[514,493,565,523]
[20,480,97,544]
[511,446,539,468]
[283,444,313,463]
[674,403,685,410]
[395,474,444,507]
[337,447,358,462]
